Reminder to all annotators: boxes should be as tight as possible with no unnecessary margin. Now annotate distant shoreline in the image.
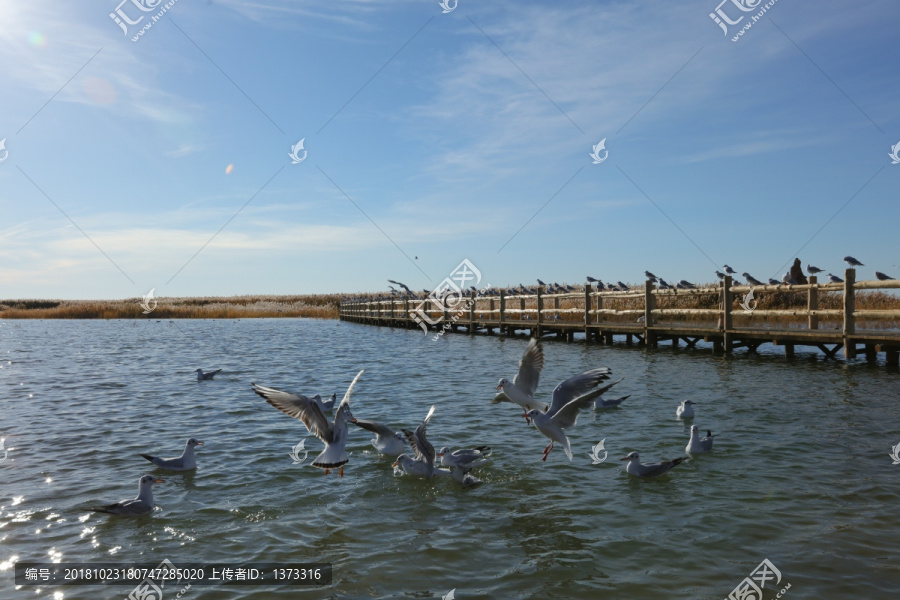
[0,294,347,319]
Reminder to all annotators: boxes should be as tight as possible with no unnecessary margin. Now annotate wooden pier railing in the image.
[339,269,900,366]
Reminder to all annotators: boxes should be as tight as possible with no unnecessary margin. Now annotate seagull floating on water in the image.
[594,392,629,409]
[89,475,163,516]
[252,370,363,476]
[494,338,547,422]
[621,452,686,477]
[393,406,438,479]
[195,368,221,380]
[686,425,716,454]
[844,256,864,267]
[527,367,617,461]
[139,438,203,471]
[676,400,695,419]
[352,418,407,456]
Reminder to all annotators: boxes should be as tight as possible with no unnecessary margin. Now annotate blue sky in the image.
[0,0,898,299]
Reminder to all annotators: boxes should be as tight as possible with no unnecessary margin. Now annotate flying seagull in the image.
[252,370,364,476]
[621,452,686,477]
[352,418,406,456]
[139,438,203,471]
[89,475,163,516]
[393,406,438,479]
[527,367,617,461]
[494,338,547,422]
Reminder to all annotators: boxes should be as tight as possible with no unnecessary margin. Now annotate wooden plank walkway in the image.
[339,270,900,366]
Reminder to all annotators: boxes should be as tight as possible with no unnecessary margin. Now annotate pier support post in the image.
[808,275,818,330]
[536,286,544,338]
[584,283,591,341]
[723,276,733,353]
[843,269,856,358]
[644,280,656,347]
[469,290,476,335]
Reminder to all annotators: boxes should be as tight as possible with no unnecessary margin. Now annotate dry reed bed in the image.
[0,294,345,319]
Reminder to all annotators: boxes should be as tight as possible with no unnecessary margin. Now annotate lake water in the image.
[1,318,899,599]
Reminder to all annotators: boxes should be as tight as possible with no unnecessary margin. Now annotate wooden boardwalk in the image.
[339,270,900,366]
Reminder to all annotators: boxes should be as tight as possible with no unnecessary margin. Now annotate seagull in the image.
[617,281,629,290]
[586,276,601,283]
[352,418,407,456]
[743,273,764,286]
[252,370,363,476]
[827,273,844,284]
[195,368,221,380]
[312,393,337,413]
[537,279,547,286]
[807,265,824,275]
[678,280,696,289]
[494,338,547,422]
[768,278,781,286]
[621,452,686,478]
[875,271,895,281]
[527,367,617,461]
[676,400,695,419]
[657,278,672,289]
[686,425,716,454]
[594,393,630,409]
[715,271,726,280]
[844,256,864,267]
[438,446,491,470]
[89,475,163,516]
[644,271,658,281]
[782,272,798,285]
[448,465,483,488]
[723,265,736,275]
[139,438,203,471]
[393,406,437,479]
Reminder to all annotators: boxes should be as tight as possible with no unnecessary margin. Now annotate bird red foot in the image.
[339,467,344,477]
[324,468,330,475]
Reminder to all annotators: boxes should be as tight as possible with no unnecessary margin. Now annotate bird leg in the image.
[522,409,531,425]
[541,441,554,461]
[324,468,330,475]
[339,466,344,477]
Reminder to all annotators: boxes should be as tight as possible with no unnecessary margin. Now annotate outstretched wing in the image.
[513,339,543,396]
[352,419,396,437]
[547,368,612,417]
[331,370,364,446]
[252,383,331,442]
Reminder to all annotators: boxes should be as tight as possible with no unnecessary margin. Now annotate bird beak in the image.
[619,457,628,461]
[496,384,502,391]
[350,417,358,423]
[154,478,165,483]
[196,441,204,446]
[391,461,399,468]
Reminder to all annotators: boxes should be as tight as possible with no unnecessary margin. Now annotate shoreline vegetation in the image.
[1,287,898,324]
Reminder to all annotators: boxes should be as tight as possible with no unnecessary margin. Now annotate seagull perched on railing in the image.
[828,273,844,284]
[723,265,736,275]
[657,278,672,289]
[875,271,895,281]
[782,272,798,285]
[768,278,780,285]
[617,281,629,290]
[743,273,763,286]
[677,280,696,289]
[844,256,864,267]
[644,271,658,282]
[537,279,547,286]
[807,265,824,275]
[587,276,601,283]
[715,270,726,280]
